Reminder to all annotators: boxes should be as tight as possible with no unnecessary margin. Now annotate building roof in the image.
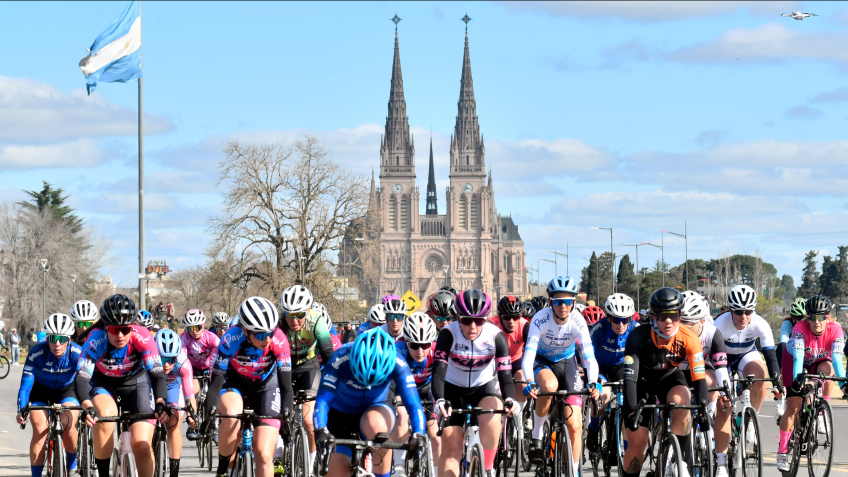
[500,216,522,242]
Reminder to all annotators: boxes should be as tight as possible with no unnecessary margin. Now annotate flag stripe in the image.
[79,16,141,76]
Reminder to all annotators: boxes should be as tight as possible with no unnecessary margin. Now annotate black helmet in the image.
[649,287,684,315]
[806,295,832,315]
[438,286,458,296]
[100,294,138,326]
[497,296,523,317]
[455,289,491,318]
[521,301,536,319]
[429,290,456,318]
[531,296,549,311]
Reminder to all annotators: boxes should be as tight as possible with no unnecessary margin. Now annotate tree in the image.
[798,251,820,298]
[19,181,83,234]
[616,254,637,299]
[781,274,796,302]
[581,251,600,304]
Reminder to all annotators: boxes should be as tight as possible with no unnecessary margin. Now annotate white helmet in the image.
[44,313,75,337]
[211,312,230,328]
[183,309,207,327]
[368,304,386,324]
[573,303,586,314]
[71,300,100,322]
[239,296,279,333]
[383,298,408,315]
[279,285,314,314]
[728,285,757,311]
[604,293,635,319]
[681,291,710,323]
[312,302,330,321]
[402,312,438,344]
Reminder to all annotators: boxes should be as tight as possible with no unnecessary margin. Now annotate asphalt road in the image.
[3,365,848,477]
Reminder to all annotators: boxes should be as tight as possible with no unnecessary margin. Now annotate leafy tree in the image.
[19,181,83,234]
[781,274,796,302]
[616,254,637,298]
[798,251,819,298]
[581,251,600,304]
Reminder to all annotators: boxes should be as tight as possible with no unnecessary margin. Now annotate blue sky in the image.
[1,1,847,286]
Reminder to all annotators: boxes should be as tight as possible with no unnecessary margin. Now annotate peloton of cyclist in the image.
[490,296,531,421]
[314,327,426,477]
[211,312,231,339]
[155,329,197,477]
[180,309,220,440]
[776,295,848,471]
[621,287,710,477]
[205,296,294,477]
[70,300,99,345]
[428,289,457,331]
[777,298,807,366]
[522,276,600,474]
[586,293,637,454]
[17,313,83,477]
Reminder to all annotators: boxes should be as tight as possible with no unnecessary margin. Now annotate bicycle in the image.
[286,390,315,477]
[195,374,216,471]
[688,387,718,477]
[725,375,776,477]
[96,408,158,477]
[319,430,432,477]
[494,405,522,477]
[76,410,95,477]
[437,407,508,477]
[629,399,705,477]
[151,405,195,477]
[535,389,595,477]
[0,345,10,379]
[781,373,846,477]
[513,380,535,473]
[589,381,626,477]
[20,404,84,477]
[216,403,285,477]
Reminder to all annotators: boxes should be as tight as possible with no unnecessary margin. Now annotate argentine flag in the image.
[79,1,141,95]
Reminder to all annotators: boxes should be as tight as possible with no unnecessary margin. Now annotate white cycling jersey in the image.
[437,321,510,388]
[522,307,598,383]
[714,311,775,356]
[378,323,402,341]
[681,321,730,386]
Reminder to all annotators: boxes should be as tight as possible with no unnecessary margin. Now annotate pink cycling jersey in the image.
[212,327,292,383]
[180,330,220,371]
[784,320,846,384]
[166,350,195,399]
[78,325,162,380]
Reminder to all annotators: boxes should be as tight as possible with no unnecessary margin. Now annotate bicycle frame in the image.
[437,407,507,477]
[632,400,703,477]
[22,404,84,477]
[96,405,157,477]
[330,433,422,477]
[727,374,774,472]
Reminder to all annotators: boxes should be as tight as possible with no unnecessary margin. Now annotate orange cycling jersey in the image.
[624,323,706,383]
[489,316,529,362]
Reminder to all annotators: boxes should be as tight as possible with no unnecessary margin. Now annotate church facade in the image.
[372,28,527,302]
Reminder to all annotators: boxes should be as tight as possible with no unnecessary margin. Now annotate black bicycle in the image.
[589,381,626,477]
[150,405,195,477]
[194,374,215,471]
[0,344,11,378]
[629,399,706,477]
[216,404,285,477]
[21,404,84,477]
[285,390,315,477]
[76,410,95,477]
[319,431,433,477]
[96,409,158,477]
[536,389,596,477]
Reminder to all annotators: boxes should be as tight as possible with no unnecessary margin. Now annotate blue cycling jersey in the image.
[18,342,82,412]
[396,341,434,388]
[590,318,636,369]
[357,322,374,335]
[314,344,425,434]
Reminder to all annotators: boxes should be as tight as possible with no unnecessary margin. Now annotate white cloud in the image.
[0,138,106,170]
[500,1,798,22]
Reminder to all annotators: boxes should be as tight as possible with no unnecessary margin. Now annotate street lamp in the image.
[663,222,688,290]
[621,244,644,309]
[548,247,569,276]
[40,259,49,322]
[70,275,77,304]
[540,258,556,279]
[641,242,664,286]
[591,227,615,293]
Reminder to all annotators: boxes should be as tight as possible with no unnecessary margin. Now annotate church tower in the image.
[426,135,438,215]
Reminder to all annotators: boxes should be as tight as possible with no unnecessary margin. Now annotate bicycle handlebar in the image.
[19,404,85,429]
[96,413,158,422]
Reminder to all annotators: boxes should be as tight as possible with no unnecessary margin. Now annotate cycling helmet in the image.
[521,301,536,319]
[546,276,579,297]
[368,304,387,324]
[438,286,458,296]
[316,311,334,335]
[728,285,757,311]
[100,294,137,326]
[573,303,586,314]
[429,291,456,318]
[497,296,523,317]
[649,287,684,314]
[238,296,280,333]
[312,302,330,321]
[681,293,710,323]
[383,294,402,305]
[350,328,397,387]
[280,285,314,314]
[402,312,438,344]
[212,312,231,328]
[183,309,207,327]
[71,300,100,322]
[604,293,635,319]
[531,296,550,311]
[137,310,154,329]
[155,328,181,358]
[44,313,74,337]
[790,298,806,317]
[638,309,648,322]
[384,298,408,315]
[582,306,605,325]
[806,295,832,315]
[455,289,491,318]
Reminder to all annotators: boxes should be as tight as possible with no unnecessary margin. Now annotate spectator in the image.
[341,322,358,344]
[9,328,21,365]
[36,326,46,343]
[155,301,165,321]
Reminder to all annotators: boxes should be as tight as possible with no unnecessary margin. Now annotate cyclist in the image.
[582,305,605,328]
[278,285,334,469]
[491,296,531,418]
[776,295,848,471]
[621,287,710,477]
[714,284,782,446]
[521,301,536,320]
[311,302,338,337]
[205,296,294,477]
[428,289,456,331]
[180,308,220,440]
[138,310,159,333]
[155,329,197,477]
[586,293,637,454]
[381,296,408,341]
[70,299,99,345]
[523,277,600,473]
[679,291,732,477]
[777,298,807,366]
[433,289,519,477]
[314,328,426,477]
[211,312,231,339]
[359,303,386,334]
[75,294,169,477]
[530,296,549,313]
[17,314,82,477]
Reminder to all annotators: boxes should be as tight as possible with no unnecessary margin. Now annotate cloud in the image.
[103,170,220,194]
[486,138,616,180]
[693,129,729,147]
[0,138,108,170]
[500,1,798,22]
[811,87,848,104]
[784,105,823,120]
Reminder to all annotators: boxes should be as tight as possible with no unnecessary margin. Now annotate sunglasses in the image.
[610,317,631,326]
[161,356,176,365]
[551,298,576,307]
[433,316,453,322]
[386,314,406,322]
[286,311,308,320]
[74,321,94,329]
[187,325,203,333]
[250,331,273,340]
[732,310,754,316]
[107,325,133,336]
[500,315,520,322]
[459,317,486,327]
[408,342,432,351]
[47,335,70,344]
[654,313,681,323]
[808,314,828,322]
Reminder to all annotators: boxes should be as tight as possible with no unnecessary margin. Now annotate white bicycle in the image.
[438,407,508,477]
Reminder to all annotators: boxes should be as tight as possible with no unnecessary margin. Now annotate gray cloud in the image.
[811,87,848,104]
[784,105,823,120]
[500,1,799,22]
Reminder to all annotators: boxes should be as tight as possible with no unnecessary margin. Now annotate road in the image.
[3,365,848,477]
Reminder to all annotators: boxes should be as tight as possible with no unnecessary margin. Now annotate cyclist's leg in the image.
[28,409,49,470]
[513,362,527,407]
[739,352,767,411]
[478,392,504,473]
[561,357,585,466]
[706,368,729,457]
[216,388,244,475]
[621,426,649,476]
[439,382,471,477]
[166,411,183,458]
[533,366,557,431]
[778,396,803,452]
[293,367,320,457]
[815,360,836,399]
[59,392,82,471]
[128,420,156,477]
[325,408,361,477]
[666,384,692,435]
[392,396,409,469]
[91,390,118,461]
[715,357,740,442]
[361,403,397,477]
[250,375,284,477]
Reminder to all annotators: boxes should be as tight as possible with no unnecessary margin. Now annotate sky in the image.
[1,1,847,287]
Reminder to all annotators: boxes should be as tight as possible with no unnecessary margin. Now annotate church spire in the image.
[450,25,485,172]
[426,134,438,215]
[380,26,415,172]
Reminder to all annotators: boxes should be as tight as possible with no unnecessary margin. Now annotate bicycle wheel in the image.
[591,413,607,477]
[691,426,714,477]
[555,424,576,477]
[616,409,627,477]
[153,431,168,477]
[197,419,205,467]
[0,355,10,379]
[521,398,535,472]
[496,414,520,477]
[469,443,486,477]
[77,425,91,477]
[292,426,310,477]
[659,434,684,477]
[807,399,834,477]
[743,407,762,477]
[207,429,215,472]
[639,425,658,477]
[784,423,803,477]
[124,453,139,477]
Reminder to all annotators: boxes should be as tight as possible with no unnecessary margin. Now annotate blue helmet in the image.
[350,328,397,387]
[546,276,579,297]
[155,328,181,358]
[137,310,154,329]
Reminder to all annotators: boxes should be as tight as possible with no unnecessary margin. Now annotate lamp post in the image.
[591,227,615,293]
[443,265,450,288]
[40,259,49,322]
[548,248,569,277]
[70,275,77,304]
[621,244,643,309]
[663,222,688,290]
[642,241,664,286]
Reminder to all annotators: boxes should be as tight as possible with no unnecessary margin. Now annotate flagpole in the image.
[137,1,145,311]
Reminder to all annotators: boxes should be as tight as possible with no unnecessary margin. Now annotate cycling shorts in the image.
[191,366,211,381]
[728,350,763,376]
[221,371,283,429]
[91,371,155,416]
[326,405,396,459]
[533,355,583,407]
[598,363,626,384]
[30,382,79,407]
[291,365,321,394]
[782,352,833,398]
[632,369,689,429]
[442,379,502,427]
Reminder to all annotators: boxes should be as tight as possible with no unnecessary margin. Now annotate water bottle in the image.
[776,396,786,418]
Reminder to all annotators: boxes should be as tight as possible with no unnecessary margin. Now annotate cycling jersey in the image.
[680,322,730,386]
[18,342,83,412]
[281,309,334,368]
[590,317,636,368]
[522,308,598,384]
[180,329,220,371]
[431,321,513,388]
[357,322,375,334]
[779,319,797,345]
[714,311,780,379]
[314,344,426,435]
[396,341,435,389]
[488,316,530,362]
[786,320,846,383]
[165,349,195,405]
[378,323,403,341]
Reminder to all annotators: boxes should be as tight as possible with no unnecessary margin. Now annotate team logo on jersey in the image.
[325,375,337,383]
[623,355,634,365]
[692,352,704,363]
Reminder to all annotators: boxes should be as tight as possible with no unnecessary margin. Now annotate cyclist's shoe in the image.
[776,453,790,472]
[186,429,199,441]
[715,465,729,477]
[745,424,757,445]
[393,466,407,477]
[817,414,827,433]
[586,428,599,453]
[529,439,544,465]
[69,468,80,477]
[273,458,285,476]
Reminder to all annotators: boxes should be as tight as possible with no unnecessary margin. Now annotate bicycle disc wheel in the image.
[807,399,834,477]
[659,434,684,477]
[743,407,762,477]
[0,355,10,379]
[470,443,486,477]
[292,427,310,477]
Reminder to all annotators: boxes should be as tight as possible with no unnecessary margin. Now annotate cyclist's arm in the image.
[393,356,426,434]
[779,320,793,344]
[686,343,709,406]
[313,318,335,365]
[710,328,730,387]
[577,320,599,383]
[313,350,344,429]
[430,328,454,401]
[831,330,846,379]
[180,361,195,399]
[787,331,805,383]
[205,343,234,415]
[521,320,542,383]
[16,348,37,412]
[494,332,516,401]
[622,332,641,409]
[75,329,107,406]
[754,317,781,379]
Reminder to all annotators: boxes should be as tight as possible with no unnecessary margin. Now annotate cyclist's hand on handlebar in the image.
[315,427,333,453]
[408,432,426,452]
[503,398,520,415]
[16,412,26,425]
[790,378,804,395]
[523,382,539,399]
[434,399,451,418]
[186,415,197,429]
[623,409,639,432]
[154,401,171,423]
[589,383,600,401]
[83,406,97,427]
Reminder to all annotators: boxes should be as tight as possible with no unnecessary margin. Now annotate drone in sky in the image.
[781,11,818,20]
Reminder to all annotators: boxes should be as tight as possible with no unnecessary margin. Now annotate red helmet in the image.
[632,311,641,322]
[582,306,605,325]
